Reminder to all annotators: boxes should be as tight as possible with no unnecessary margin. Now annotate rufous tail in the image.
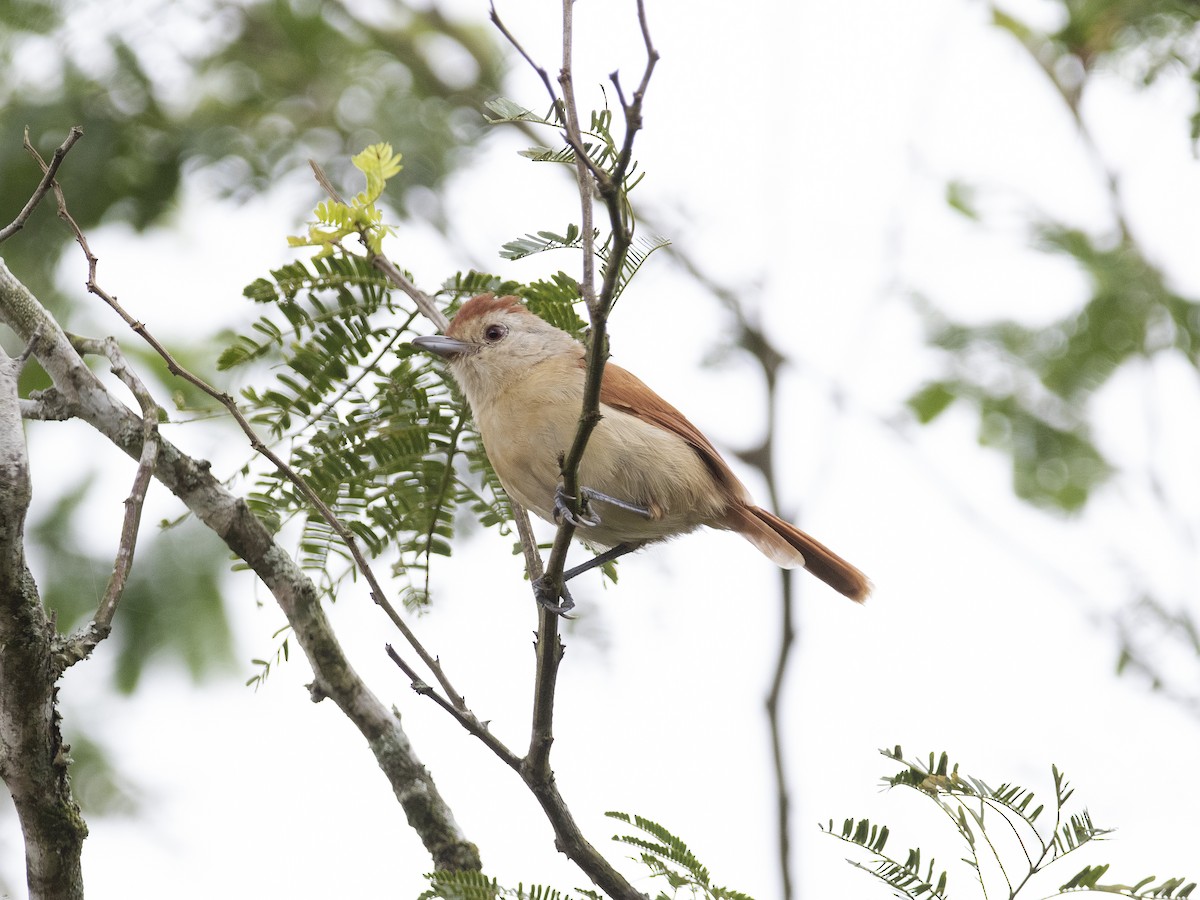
[724,504,871,602]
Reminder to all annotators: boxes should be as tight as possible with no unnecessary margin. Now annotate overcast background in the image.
[4,0,1199,897]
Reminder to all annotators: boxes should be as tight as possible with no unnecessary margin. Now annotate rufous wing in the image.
[597,362,752,503]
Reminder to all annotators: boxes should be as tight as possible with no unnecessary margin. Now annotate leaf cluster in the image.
[911,3,1200,515]
[0,0,504,304]
[991,1,1200,143]
[420,870,590,900]
[287,144,402,257]
[607,812,754,900]
[824,746,1196,899]
[908,225,1200,512]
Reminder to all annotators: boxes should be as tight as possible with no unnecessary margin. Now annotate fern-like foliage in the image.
[244,624,291,690]
[222,249,509,606]
[607,812,755,900]
[419,870,590,900]
[420,813,752,900]
[484,96,669,306]
[824,816,949,900]
[823,747,1196,900]
[500,226,669,306]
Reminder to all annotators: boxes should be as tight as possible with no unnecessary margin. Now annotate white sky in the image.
[5,0,1200,898]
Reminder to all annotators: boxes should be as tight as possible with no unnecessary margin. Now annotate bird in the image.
[411,293,870,610]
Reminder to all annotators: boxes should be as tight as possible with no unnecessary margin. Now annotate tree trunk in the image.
[0,348,87,899]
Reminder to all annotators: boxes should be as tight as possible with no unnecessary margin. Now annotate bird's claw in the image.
[553,485,602,528]
[533,575,576,618]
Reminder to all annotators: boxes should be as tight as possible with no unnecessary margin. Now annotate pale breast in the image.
[474,372,727,548]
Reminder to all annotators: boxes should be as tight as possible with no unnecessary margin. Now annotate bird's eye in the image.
[483,323,508,343]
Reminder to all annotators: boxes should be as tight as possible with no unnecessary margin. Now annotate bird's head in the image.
[410,294,580,406]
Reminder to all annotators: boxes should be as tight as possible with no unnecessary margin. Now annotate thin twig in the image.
[53,337,161,671]
[308,159,347,206]
[543,0,657,592]
[26,143,465,709]
[16,324,44,370]
[489,4,559,115]
[725,314,802,900]
[19,394,73,421]
[0,126,83,246]
[555,0,598,314]
[371,254,449,332]
[509,499,545,582]
[489,3,603,195]
[385,644,523,771]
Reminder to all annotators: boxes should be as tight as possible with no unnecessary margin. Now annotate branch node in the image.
[17,323,45,370]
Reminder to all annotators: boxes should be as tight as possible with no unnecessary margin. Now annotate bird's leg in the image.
[532,542,641,617]
[552,483,652,528]
[542,482,649,615]
[580,487,654,519]
[561,542,641,582]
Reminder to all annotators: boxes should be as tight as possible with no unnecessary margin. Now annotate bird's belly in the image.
[478,400,726,548]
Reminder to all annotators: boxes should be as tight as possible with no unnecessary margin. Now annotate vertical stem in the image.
[526,607,564,780]
[766,569,796,900]
[737,320,797,899]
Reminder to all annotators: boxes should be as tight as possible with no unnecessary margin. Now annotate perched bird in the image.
[411,293,870,608]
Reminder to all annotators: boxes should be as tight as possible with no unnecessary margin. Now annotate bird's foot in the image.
[552,484,602,528]
[552,484,653,527]
[533,575,576,618]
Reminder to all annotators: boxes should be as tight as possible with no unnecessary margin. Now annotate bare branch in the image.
[489,3,561,115]
[308,158,347,205]
[19,395,72,421]
[0,126,83,246]
[371,253,449,332]
[52,337,162,672]
[16,324,45,370]
[490,3,600,199]
[555,0,598,314]
[542,0,660,596]
[385,644,523,771]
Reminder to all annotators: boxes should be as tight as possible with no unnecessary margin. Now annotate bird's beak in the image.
[410,335,474,359]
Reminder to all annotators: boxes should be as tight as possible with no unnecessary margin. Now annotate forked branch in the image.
[52,337,162,672]
[0,125,83,245]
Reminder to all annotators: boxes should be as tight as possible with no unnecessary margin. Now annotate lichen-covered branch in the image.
[0,342,87,900]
